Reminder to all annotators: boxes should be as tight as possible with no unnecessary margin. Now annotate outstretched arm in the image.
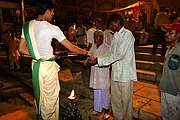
[60,38,93,57]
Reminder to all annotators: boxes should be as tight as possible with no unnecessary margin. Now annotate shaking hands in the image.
[84,55,98,66]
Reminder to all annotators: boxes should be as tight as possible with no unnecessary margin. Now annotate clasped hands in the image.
[85,51,98,66]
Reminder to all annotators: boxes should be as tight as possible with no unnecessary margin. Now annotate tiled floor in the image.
[133,81,161,119]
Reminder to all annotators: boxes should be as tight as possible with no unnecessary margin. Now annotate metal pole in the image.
[21,0,25,25]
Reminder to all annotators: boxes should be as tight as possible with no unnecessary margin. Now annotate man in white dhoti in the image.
[88,30,110,119]
[19,0,92,120]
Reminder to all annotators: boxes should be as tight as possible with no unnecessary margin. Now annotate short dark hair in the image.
[36,0,58,15]
[107,13,124,27]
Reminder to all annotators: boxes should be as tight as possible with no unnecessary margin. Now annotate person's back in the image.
[30,20,65,57]
[155,12,169,27]
[152,5,169,55]
[19,1,92,120]
[154,5,169,28]
[76,21,86,48]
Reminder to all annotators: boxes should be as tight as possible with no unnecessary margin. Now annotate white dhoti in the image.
[23,20,61,120]
[32,60,60,120]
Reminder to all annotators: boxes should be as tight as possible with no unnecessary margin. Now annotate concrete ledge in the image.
[136,52,164,62]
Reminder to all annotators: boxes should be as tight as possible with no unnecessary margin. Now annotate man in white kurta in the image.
[88,13,137,120]
[89,30,110,118]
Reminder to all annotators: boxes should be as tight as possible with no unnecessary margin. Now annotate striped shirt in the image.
[98,27,137,82]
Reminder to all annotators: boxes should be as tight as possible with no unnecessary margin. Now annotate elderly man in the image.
[159,22,180,120]
[88,13,137,120]
[88,30,110,119]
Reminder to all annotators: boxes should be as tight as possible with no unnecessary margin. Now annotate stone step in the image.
[17,92,35,107]
[0,61,161,120]
[135,52,164,62]
[136,60,163,71]
[135,45,161,53]
[137,69,157,82]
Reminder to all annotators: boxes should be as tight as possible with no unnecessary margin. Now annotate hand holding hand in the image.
[86,51,93,58]
[87,57,98,66]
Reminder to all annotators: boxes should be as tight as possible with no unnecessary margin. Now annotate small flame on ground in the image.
[68,89,76,100]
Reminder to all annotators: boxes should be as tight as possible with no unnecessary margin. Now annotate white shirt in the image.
[104,29,113,46]
[98,27,137,82]
[89,43,110,89]
[86,27,96,46]
[21,20,66,57]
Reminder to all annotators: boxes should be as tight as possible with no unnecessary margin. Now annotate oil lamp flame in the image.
[68,89,76,100]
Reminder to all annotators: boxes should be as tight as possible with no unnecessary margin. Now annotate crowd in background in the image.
[0,2,180,120]
[1,4,180,70]
[57,5,179,51]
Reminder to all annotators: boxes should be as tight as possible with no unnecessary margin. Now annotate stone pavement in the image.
[0,50,162,120]
[0,65,161,120]
[59,68,161,120]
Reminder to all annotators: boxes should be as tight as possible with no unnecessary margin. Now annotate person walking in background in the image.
[87,13,137,120]
[159,22,180,120]
[8,31,20,70]
[139,8,147,29]
[19,0,92,119]
[152,5,169,55]
[87,30,110,119]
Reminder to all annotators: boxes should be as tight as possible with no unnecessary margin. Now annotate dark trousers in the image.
[152,26,167,54]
